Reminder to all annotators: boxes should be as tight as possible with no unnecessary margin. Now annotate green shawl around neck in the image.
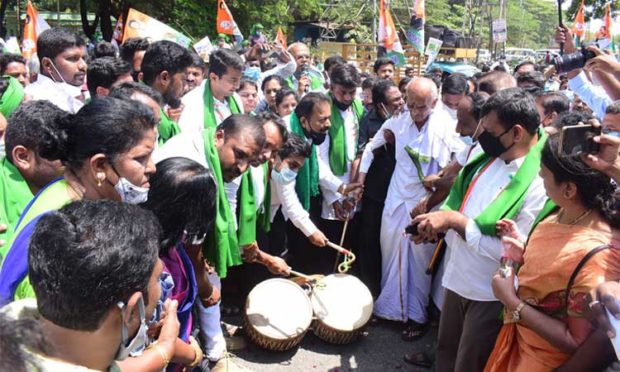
[0,76,24,118]
[157,108,181,145]
[202,127,242,278]
[0,159,32,259]
[289,112,319,211]
[441,128,547,236]
[328,97,364,175]
[237,169,257,246]
[202,80,241,129]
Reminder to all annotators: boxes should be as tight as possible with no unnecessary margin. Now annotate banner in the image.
[492,19,507,43]
[379,0,405,66]
[217,0,243,42]
[22,1,50,59]
[406,0,425,54]
[275,27,288,49]
[194,36,214,61]
[424,37,443,68]
[122,8,191,48]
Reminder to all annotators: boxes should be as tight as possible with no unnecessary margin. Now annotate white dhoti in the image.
[197,272,226,362]
[373,203,436,323]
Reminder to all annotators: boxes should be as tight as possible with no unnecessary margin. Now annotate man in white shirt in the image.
[316,63,365,274]
[358,77,462,337]
[285,42,324,97]
[179,48,245,135]
[436,74,469,122]
[412,88,548,372]
[25,28,87,113]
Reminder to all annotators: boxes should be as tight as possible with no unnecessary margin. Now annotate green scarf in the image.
[290,112,319,211]
[202,127,241,278]
[0,159,33,259]
[0,76,23,118]
[257,162,271,233]
[202,80,241,129]
[157,108,181,145]
[328,97,364,176]
[237,170,257,246]
[285,74,323,92]
[442,128,547,236]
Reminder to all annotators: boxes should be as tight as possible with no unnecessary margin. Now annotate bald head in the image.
[477,71,516,96]
[289,42,311,73]
[407,77,439,125]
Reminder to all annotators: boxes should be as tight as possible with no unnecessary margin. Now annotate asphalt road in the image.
[224,316,437,372]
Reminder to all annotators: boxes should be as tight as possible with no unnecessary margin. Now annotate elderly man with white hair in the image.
[358,77,463,339]
[285,42,324,96]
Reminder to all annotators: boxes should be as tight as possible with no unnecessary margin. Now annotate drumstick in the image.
[425,238,446,275]
[289,270,316,281]
[327,241,351,255]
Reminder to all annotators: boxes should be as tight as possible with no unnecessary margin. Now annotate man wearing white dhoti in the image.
[358,77,462,339]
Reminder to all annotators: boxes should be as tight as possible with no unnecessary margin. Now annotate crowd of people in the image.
[0,22,618,372]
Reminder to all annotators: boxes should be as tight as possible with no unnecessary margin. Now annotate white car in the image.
[477,49,491,62]
[505,48,536,63]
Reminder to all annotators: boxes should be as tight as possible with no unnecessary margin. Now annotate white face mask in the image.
[47,58,83,97]
[115,296,149,360]
[460,135,474,146]
[446,106,457,120]
[114,177,149,205]
[272,164,298,185]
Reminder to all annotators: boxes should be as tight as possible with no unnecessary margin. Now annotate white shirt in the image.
[455,142,483,167]
[442,156,547,301]
[250,165,266,210]
[256,54,297,100]
[273,172,318,237]
[178,80,244,135]
[317,107,359,220]
[360,109,463,215]
[568,71,612,120]
[25,74,84,113]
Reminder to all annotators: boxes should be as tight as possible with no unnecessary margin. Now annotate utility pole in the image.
[373,0,377,43]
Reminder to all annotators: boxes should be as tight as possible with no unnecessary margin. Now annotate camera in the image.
[551,45,596,74]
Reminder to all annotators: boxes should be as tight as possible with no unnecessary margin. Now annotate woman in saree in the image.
[485,132,620,372]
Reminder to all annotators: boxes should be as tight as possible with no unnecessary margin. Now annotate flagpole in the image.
[17,0,21,38]
[373,0,378,43]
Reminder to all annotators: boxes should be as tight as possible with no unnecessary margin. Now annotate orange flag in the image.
[571,0,585,39]
[275,27,287,49]
[217,0,242,38]
[22,1,50,59]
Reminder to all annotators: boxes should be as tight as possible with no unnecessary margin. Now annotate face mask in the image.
[460,135,474,147]
[446,107,457,120]
[47,58,83,97]
[308,130,326,145]
[115,296,149,360]
[478,128,514,158]
[243,66,261,82]
[272,165,298,184]
[379,103,392,121]
[332,97,351,111]
[114,177,149,205]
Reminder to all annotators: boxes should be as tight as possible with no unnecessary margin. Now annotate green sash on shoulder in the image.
[157,108,181,145]
[442,129,547,236]
[202,128,241,278]
[0,76,24,118]
[202,81,242,130]
[237,170,257,246]
[257,163,271,233]
[290,113,319,211]
[328,98,364,176]
[0,159,32,259]
[285,75,323,92]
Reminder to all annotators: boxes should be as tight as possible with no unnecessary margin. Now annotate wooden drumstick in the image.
[426,238,446,275]
[327,241,351,255]
[289,270,315,281]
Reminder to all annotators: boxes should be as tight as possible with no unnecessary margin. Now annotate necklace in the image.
[557,208,592,225]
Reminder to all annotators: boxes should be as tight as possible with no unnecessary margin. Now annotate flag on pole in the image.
[571,0,585,45]
[379,0,406,66]
[122,8,191,48]
[603,3,616,53]
[22,0,50,60]
[406,0,425,54]
[217,0,244,45]
[275,27,287,49]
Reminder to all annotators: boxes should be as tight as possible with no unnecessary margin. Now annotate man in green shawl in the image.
[411,88,548,372]
[0,101,66,260]
[178,49,244,135]
[314,63,364,273]
[141,40,193,145]
[286,42,324,97]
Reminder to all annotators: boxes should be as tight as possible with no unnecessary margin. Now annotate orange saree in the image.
[485,220,620,372]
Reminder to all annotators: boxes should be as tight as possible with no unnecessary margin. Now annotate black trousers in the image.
[354,196,384,297]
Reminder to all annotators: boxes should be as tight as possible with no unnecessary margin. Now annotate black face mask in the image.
[332,97,351,111]
[478,128,514,158]
[308,130,327,145]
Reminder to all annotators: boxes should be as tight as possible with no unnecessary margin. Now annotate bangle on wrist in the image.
[147,343,170,368]
[185,336,203,369]
[511,301,525,322]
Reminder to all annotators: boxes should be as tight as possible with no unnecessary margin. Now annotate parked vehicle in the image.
[504,48,536,63]
[427,61,480,77]
[477,48,491,62]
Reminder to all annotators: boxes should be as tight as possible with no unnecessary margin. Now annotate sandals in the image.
[403,351,433,368]
[401,320,427,341]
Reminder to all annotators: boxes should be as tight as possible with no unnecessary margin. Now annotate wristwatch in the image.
[512,301,525,321]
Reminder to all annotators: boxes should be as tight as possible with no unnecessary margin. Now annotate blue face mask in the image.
[243,66,261,82]
[115,296,149,360]
[272,165,298,184]
[460,135,474,147]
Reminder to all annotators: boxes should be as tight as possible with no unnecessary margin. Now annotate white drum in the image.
[243,278,313,351]
[310,274,374,344]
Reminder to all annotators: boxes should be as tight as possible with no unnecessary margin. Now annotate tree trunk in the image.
[80,0,100,39]
[0,0,10,39]
[99,0,113,41]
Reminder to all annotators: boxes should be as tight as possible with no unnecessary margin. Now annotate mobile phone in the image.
[405,222,420,236]
[558,124,601,157]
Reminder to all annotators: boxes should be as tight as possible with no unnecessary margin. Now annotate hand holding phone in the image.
[559,124,601,157]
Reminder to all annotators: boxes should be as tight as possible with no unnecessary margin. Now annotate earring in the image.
[97,173,105,187]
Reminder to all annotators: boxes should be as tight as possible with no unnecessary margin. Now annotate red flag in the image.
[275,27,287,49]
[22,1,49,59]
[217,0,242,38]
[603,4,613,40]
[571,0,585,38]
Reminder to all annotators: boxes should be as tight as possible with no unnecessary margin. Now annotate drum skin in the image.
[244,278,313,351]
[310,274,374,344]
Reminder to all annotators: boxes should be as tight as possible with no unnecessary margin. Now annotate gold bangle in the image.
[147,343,170,368]
[186,336,203,369]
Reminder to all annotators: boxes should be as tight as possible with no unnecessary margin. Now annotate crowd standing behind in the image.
[0,23,619,372]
